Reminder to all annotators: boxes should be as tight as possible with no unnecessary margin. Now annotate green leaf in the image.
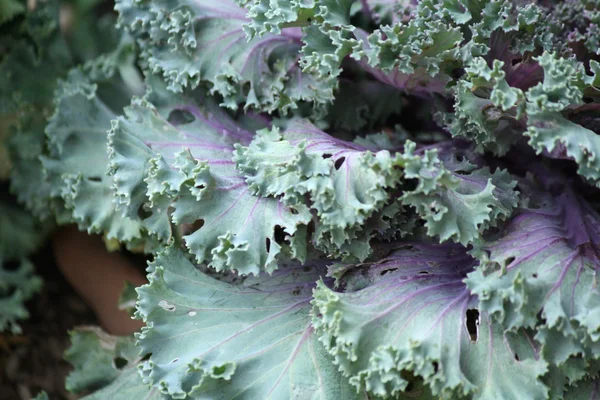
[108,87,310,274]
[41,47,148,246]
[0,0,25,26]
[65,327,140,393]
[525,52,590,115]
[243,0,354,37]
[0,201,47,333]
[312,241,549,399]
[82,367,165,400]
[0,258,41,334]
[444,57,525,155]
[0,200,49,260]
[234,120,413,259]
[526,112,600,187]
[400,144,519,245]
[64,327,163,399]
[135,246,358,399]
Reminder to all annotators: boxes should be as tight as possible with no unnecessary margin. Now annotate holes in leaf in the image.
[212,365,229,375]
[536,310,547,326]
[321,153,332,159]
[432,362,439,373]
[158,300,176,312]
[137,207,152,220]
[511,57,523,66]
[306,220,315,236]
[451,68,465,79]
[399,370,422,394]
[514,353,520,361]
[273,225,286,245]
[485,226,501,236]
[265,238,271,253]
[466,309,480,342]
[290,208,298,215]
[189,219,205,233]
[241,82,251,97]
[87,176,102,182]
[379,268,397,276]
[334,157,345,170]
[583,97,594,104]
[113,357,128,369]
[532,273,538,278]
[3,260,20,272]
[489,262,502,273]
[418,271,429,275]
[504,256,515,267]
[291,288,301,295]
[167,109,195,126]
[403,178,418,191]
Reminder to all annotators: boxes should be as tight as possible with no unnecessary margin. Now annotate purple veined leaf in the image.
[352,29,451,96]
[236,120,518,257]
[466,181,600,368]
[108,82,311,275]
[134,246,361,399]
[312,241,549,399]
[116,0,335,112]
[486,31,544,92]
[234,118,416,260]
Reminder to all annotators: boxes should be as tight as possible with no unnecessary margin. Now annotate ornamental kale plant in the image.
[2,0,600,398]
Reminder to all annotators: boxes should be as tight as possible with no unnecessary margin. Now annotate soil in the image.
[0,242,98,400]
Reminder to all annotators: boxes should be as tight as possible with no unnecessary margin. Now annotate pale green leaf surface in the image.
[41,55,148,246]
[400,144,519,245]
[65,328,164,400]
[109,87,310,274]
[135,246,359,399]
[526,112,600,187]
[65,327,140,393]
[234,119,412,259]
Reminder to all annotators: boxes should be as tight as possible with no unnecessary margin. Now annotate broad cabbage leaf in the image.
[312,241,549,399]
[115,0,335,112]
[108,85,310,274]
[134,246,359,399]
[466,182,600,369]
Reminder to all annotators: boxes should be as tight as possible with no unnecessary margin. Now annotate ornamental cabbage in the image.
[2,0,600,398]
